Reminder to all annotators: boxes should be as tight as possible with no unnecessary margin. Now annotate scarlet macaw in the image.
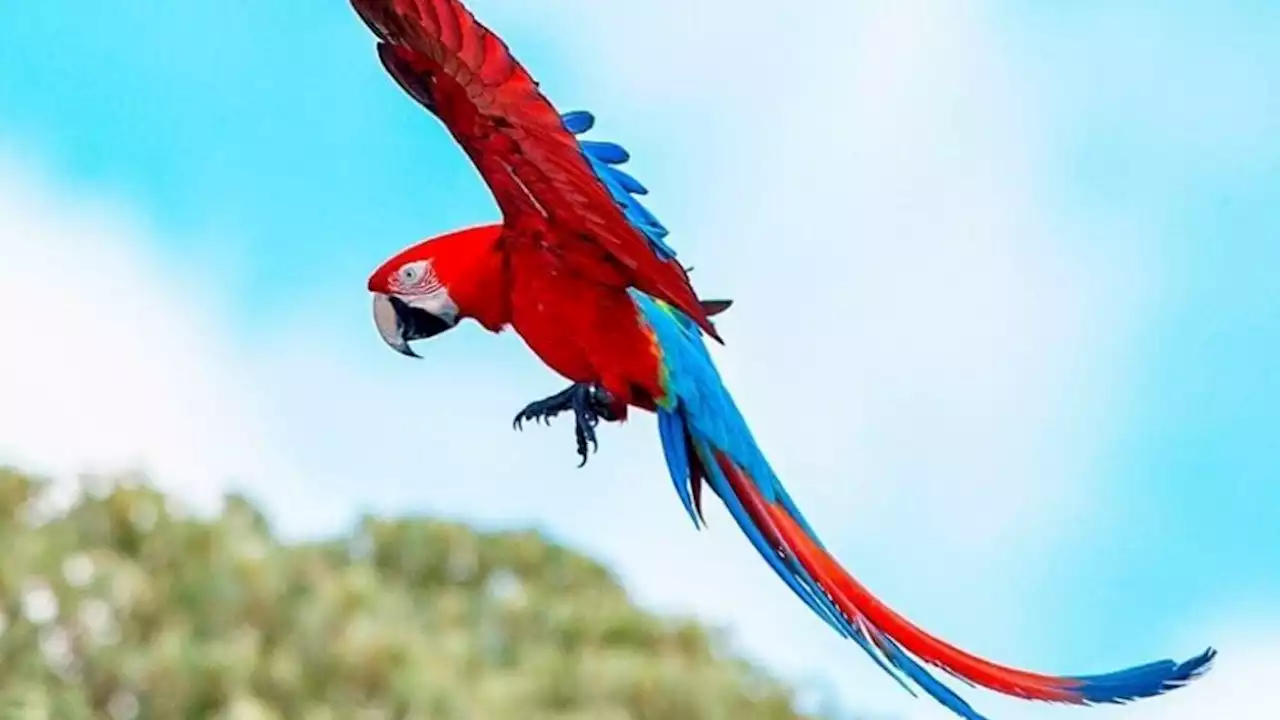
[352,1,1215,718]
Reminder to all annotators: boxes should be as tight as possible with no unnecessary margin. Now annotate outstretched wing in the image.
[351,0,719,341]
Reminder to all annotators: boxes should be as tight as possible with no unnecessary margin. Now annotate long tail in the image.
[637,296,1215,720]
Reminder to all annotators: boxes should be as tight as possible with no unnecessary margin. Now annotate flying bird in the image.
[350,1,1215,718]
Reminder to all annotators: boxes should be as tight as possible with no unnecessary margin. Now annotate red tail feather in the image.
[763,505,1082,702]
[714,449,1082,703]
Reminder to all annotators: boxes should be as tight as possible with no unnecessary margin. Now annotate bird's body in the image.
[508,282,665,418]
[353,1,1215,718]
[392,221,668,418]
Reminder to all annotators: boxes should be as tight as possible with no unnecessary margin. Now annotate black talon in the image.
[512,384,578,430]
[512,382,617,466]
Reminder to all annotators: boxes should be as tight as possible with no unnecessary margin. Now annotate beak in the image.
[371,293,453,358]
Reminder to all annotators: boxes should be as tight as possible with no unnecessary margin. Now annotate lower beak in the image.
[372,293,420,358]
[372,292,456,358]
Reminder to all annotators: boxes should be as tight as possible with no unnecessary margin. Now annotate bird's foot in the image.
[512,383,618,467]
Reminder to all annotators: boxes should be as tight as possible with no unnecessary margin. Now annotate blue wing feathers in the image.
[561,110,595,133]
[579,140,631,164]
[605,166,649,195]
[562,110,677,260]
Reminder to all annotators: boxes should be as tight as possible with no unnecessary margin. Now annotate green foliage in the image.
[0,467,841,719]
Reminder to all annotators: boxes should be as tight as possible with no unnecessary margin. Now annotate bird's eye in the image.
[393,260,434,290]
[398,262,425,286]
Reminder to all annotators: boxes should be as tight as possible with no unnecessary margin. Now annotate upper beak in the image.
[371,293,455,358]
[372,293,421,358]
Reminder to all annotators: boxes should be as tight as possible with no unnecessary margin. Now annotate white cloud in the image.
[0,150,326,525]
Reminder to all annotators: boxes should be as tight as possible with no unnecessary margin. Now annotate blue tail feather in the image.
[642,294,994,715]
[687,429,852,638]
[1069,648,1216,704]
[875,632,987,720]
[657,410,699,529]
[640,295,920,696]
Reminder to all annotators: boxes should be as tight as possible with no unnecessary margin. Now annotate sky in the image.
[1,1,1277,718]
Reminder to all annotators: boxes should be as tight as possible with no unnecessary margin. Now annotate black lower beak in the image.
[372,293,453,358]
[389,296,452,341]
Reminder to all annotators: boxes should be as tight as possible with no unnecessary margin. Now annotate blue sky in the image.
[1,2,1276,718]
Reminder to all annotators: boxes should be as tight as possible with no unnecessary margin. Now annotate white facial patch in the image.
[392,259,460,324]
[405,290,459,325]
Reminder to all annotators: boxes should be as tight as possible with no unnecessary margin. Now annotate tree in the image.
[0,467,854,719]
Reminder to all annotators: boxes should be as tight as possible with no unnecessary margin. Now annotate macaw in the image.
[351,1,1216,718]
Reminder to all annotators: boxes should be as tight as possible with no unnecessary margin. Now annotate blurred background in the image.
[0,1,1276,718]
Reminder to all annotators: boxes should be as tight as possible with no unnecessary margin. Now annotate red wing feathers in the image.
[351,0,719,341]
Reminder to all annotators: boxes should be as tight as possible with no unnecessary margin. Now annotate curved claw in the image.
[574,413,599,468]
[512,387,575,431]
[512,383,615,467]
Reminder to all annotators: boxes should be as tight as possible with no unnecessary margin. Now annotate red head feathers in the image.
[368,223,509,357]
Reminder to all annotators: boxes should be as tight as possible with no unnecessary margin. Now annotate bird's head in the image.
[368,223,506,358]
